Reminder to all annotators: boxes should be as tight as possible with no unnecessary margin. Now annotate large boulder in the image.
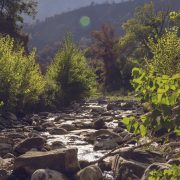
[112,155,147,180]
[13,137,45,155]
[112,150,164,180]
[14,148,80,176]
[117,149,163,164]
[31,169,68,180]
[75,165,103,180]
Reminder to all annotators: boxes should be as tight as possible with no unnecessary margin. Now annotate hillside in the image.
[25,0,180,64]
[33,0,125,22]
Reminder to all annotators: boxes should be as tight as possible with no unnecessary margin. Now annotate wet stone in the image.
[49,128,68,135]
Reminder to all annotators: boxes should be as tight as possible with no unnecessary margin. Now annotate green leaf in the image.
[139,124,147,137]
[122,116,134,125]
[132,67,141,77]
[174,127,180,136]
[141,115,147,123]
[122,117,130,126]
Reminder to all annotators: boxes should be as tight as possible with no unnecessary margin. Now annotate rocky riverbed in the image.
[0,99,179,180]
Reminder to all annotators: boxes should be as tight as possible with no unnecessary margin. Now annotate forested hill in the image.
[26,0,145,50]
[25,0,180,64]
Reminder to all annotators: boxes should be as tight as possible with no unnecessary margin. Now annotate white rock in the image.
[31,169,68,180]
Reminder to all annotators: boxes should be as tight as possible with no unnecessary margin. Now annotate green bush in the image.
[148,28,180,76]
[123,69,180,137]
[122,22,180,137]
[46,35,96,105]
[149,164,180,180]
[0,35,45,112]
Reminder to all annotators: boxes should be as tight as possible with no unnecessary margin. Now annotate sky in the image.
[26,0,126,22]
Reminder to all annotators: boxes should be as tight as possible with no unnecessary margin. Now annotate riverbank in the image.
[0,98,179,179]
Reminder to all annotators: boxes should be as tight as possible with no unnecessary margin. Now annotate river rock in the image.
[0,116,12,129]
[49,128,68,135]
[39,112,50,117]
[93,118,106,130]
[33,125,44,132]
[14,148,80,175]
[107,102,118,111]
[103,116,113,122]
[118,149,164,163]
[51,141,66,150]
[59,124,76,131]
[94,135,118,150]
[13,137,45,155]
[89,129,122,143]
[41,122,56,129]
[112,155,147,180]
[94,140,118,151]
[98,157,113,171]
[79,160,90,169]
[107,101,137,111]
[0,169,8,180]
[31,169,68,180]
[0,136,13,156]
[2,112,17,121]
[75,165,103,180]
[91,106,106,114]
[3,153,15,159]
[112,149,164,180]
[7,132,26,139]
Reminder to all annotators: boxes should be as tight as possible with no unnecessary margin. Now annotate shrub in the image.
[46,35,96,106]
[0,35,45,112]
[149,164,180,180]
[122,25,180,137]
[148,28,180,76]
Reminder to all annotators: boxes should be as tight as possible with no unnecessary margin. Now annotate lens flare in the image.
[80,16,91,27]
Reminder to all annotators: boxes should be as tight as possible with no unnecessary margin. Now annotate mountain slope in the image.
[26,0,180,64]
[35,0,126,21]
[27,0,146,50]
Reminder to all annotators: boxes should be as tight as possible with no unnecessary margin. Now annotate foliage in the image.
[89,24,120,91]
[148,164,180,180]
[0,35,45,112]
[123,71,180,136]
[46,35,96,106]
[122,21,180,137]
[122,1,171,62]
[0,0,37,22]
[0,0,37,47]
[149,28,180,76]
[89,24,134,91]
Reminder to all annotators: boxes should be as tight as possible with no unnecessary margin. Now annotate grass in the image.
[90,90,141,102]
[106,94,140,102]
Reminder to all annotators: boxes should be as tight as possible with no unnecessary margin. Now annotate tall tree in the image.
[90,24,120,91]
[122,1,171,61]
[46,35,96,106]
[0,0,37,48]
